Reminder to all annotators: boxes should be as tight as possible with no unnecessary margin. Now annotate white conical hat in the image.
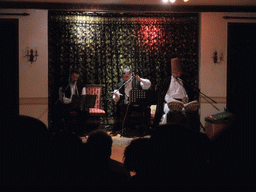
[171,58,182,74]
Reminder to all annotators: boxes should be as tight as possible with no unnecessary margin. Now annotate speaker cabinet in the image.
[205,121,230,140]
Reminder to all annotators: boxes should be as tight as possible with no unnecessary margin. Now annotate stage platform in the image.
[80,133,151,158]
[80,133,150,176]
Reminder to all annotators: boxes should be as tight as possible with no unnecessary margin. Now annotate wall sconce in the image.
[25,47,38,64]
[162,0,189,3]
[213,51,223,64]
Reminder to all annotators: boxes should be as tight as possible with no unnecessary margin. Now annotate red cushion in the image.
[86,87,101,109]
[89,108,105,114]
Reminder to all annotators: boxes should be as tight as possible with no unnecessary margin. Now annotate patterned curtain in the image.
[48,11,199,127]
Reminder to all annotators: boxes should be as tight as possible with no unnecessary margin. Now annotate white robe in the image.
[159,76,188,125]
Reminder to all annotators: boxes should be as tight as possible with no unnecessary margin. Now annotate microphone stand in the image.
[177,77,219,132]
[177,77,219,111]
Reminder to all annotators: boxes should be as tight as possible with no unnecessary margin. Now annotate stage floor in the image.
[80,133,150,160]
[80,133,149,176]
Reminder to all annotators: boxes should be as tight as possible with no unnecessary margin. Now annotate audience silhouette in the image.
[3,115,51,188]
[206,116,254,188]
[85,129,130,187]
[4,114,251,190]
[47,131,85,187]
[123,124,211,189]
[150,124,211,187]
[123,137,155,187]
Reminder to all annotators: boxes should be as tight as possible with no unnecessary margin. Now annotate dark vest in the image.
[61,80,84,99]
[116,78,142,105]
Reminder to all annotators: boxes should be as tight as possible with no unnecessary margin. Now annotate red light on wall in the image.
[137,23,164,50]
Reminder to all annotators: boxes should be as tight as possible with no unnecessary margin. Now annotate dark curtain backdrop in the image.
[48,11,199,127]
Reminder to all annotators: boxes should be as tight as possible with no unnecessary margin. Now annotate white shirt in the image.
[113,78,151,103]
[59,82,86,104]
[165,76,188,103]
[160,76,188,125]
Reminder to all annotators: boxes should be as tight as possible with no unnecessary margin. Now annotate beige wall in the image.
[0,9,48,126]
[199,12,256,126]
[19,10,48,126]
[1,9,255,128]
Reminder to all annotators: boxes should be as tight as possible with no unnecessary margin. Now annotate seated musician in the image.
[112,68,151,135]
[153,58,197,127]
[58,68,87,135]
[59,69,86,104]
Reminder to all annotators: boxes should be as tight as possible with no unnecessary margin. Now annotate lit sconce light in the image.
[162,0,189,3]
[25,47,38,64]
[213,51,223,64]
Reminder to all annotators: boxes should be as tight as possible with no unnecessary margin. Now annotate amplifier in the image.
[205,111,234,124]
[205,111,234,140]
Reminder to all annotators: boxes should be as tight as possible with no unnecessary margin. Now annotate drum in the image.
[184,100,199,112]
[167,100,184,112]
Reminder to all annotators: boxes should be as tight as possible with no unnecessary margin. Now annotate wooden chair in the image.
[85,84,106,130]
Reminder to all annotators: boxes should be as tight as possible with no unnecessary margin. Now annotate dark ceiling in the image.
[0,2,256,12]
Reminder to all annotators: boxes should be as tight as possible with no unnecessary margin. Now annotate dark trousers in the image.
[53,103,89,135]
[113,104,151,134]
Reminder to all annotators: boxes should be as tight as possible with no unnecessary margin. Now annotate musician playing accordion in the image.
[112,68,151,135]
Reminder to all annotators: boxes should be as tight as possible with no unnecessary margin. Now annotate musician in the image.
[59,69,86,104]
[153,58,195,127]
[58,69,87,135]
[112,68,151,135]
